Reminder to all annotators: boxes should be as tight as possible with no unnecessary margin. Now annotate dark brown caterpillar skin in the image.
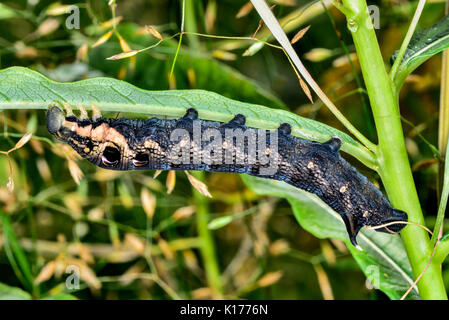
[46,105,407,247]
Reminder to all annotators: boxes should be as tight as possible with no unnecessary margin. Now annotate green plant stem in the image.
[441,50,449,157]
[342,0,447,300]
[191,171,223,298]
[169,0,186,84]
[438,0,449,200]
[431,140,449,247]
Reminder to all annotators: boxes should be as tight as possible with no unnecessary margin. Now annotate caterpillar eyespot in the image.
[46,104,408,247]
[102,146,120,166]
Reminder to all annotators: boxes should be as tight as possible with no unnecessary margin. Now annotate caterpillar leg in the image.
[220,114,246,129]
[278,123,292,136]
[322,137,342,153]
[181,108,199,121]
[341,212,362,250]
[91,103,103,121]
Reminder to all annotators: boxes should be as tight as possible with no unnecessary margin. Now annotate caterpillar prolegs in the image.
[46,104,408,247]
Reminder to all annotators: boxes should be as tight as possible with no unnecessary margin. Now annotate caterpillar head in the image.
[46,105,130,170]
[370,207,408,233]
[343,203,408,250]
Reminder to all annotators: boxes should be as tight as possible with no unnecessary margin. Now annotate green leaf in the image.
[208,215,234,230]
[0,283,31,300]
[1,212,35,293]
[0,4,19,20]
[0,66,375,168]
[392,14,449,90]
[208,206,256,230]
[242,175,419,300]
[41,293,78,300]
[442,233,449,242]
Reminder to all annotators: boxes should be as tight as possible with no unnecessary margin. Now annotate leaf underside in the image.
[242,175,419,300]
[0,66,375,168]
[392,13,449,89]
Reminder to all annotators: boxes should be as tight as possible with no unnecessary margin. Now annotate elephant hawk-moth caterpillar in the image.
[46,104,408,248]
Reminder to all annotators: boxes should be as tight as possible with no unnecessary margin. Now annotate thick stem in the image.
[342,0,447,299]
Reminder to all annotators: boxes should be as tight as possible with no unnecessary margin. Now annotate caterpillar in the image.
[46,104,408,248]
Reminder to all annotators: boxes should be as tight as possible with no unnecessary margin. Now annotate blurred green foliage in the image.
[0,0,448,300]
